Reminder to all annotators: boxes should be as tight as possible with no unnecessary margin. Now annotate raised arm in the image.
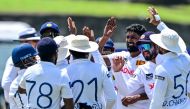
[67,17,77,35]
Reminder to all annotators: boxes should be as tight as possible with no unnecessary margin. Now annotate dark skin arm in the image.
[100,17,117,67]
[147,7,161,26]
[121,93,149,107]
[99,17,116,53]
[67,17,77,35]
[18,86,26,94]
[61,98,74,109]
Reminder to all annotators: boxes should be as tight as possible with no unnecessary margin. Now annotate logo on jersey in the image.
[136,60,145,66]
[155,75,165,80]
[146,74,153,80]
[121,67,134,75]
[107,73,111,78]
[148,83,154,90]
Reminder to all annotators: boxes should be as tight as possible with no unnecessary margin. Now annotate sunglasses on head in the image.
[138,43,152,51]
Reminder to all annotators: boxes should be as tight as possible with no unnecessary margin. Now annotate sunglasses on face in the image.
[138,43,152,51]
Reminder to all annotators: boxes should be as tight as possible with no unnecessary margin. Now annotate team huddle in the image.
[1,7,190,109]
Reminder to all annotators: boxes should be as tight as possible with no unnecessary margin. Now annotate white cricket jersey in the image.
[19,61,73,109]
[108,51,149,109]
[124,61,156,100]
[1,56,19,102]
[56,59,69,69]
[9,69,27,109]
[150,52,190,109]
[65,59,116,109]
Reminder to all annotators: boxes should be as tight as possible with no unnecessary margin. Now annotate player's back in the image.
[66,59,116,109]
[22,61,68,109]
[161,53,190,109]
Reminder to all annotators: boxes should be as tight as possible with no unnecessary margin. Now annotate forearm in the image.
[63,98,74,109]
[98,35,110,53]
[157,22,169,32]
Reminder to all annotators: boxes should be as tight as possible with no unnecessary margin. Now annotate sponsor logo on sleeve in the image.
[146,74,153,80]
[136,60,145,66]
[155,75,165,80]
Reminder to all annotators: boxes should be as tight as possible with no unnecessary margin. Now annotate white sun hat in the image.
[150,29,186,53]
[53,35,71,62]
[66,35,98,52]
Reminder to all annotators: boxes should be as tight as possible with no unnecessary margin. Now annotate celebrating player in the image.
[18,37,74,109]
[112,31,158,108]
[1,28,40,105]
[64,35,116,109]
[9,43,38,109]
[103,24,149,109]
[40,22,60,38]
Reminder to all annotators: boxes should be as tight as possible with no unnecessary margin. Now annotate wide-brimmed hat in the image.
[53,35,72,62]
[66,35,98,52]
[150,29,186,53]
[17,28,40,41]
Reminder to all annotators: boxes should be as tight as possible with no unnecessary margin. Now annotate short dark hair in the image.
[69,50,89,59]
[125,24,147,36]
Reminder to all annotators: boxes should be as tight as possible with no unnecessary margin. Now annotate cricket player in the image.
[103,24,149,109]
[9,43,38,109]
[1,28,40,103]
[18,37,74,109]
[64,35,116,109]
[149,28,190,109]
[111,31,158,108]
[39,21,60,38]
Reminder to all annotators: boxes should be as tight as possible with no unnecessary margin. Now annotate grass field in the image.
[0,0,190,24]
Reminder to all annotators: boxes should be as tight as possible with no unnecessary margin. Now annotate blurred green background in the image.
[0,0,190,24]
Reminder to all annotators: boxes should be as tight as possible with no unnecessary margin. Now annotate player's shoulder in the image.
[155,64,168,77]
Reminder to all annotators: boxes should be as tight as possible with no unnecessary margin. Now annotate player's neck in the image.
[151,58,156,64]
[130,51,141,58]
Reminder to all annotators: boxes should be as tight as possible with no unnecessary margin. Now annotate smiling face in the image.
[126,31,140,52]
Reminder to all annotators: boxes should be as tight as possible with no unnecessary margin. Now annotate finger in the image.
[67,17,73,27]
[110,17,116,26]
[72,21,76,28]
[91,30,94,38]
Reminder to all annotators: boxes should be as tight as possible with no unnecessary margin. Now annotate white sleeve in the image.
[19,71,27,89]
[91,50,106,67]
[149,66,168,109]
[157,22,169,32]
[102,66,116,109]
[124,68,144,95]
[60,70,73,99]
[1,57,19,102]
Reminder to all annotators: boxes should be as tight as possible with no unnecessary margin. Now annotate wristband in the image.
[154,15,161,21]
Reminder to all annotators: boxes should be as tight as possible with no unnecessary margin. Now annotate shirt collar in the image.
[70,59,89,64]
[162,52,177,60]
